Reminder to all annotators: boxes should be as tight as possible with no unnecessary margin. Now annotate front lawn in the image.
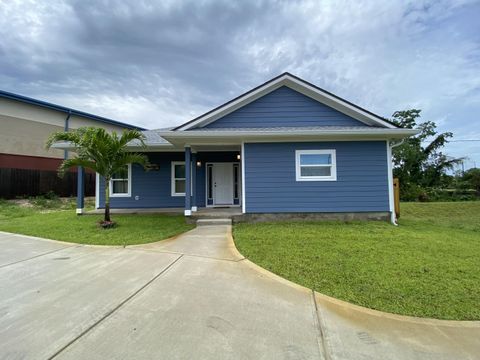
[234,202,480,320]
[0,198,194,246]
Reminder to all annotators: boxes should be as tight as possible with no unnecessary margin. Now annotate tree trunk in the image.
[105,179,111,222]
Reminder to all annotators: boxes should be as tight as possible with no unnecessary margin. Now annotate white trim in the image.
[295,150,337,181]
[95,172,100,209]
[241,142,246,213]
[386,141,396,225]
[159,128,418,139]
[76,208,83,215]
[171,161,186,197]
[109,164,132,197]
[176,74,397,130]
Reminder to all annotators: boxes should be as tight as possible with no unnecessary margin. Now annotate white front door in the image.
[213,163,234,206]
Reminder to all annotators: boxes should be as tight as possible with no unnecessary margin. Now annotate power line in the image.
[449,139,480,142]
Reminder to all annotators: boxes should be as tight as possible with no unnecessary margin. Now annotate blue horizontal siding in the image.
[98,152,238,209]
[203,86,368,128]
[244,142,389,213]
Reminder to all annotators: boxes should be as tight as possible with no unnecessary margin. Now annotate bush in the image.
[29,194,62,209]
[43,191,59,200]
[426,188,478,202]
[401,185,479,202]
[400,183,425,201]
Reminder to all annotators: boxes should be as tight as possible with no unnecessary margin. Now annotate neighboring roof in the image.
[173,72,398,131]
[0,89,145,130]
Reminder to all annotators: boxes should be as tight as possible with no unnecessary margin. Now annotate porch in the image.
[87,207,242,219]
[78,146,244,217]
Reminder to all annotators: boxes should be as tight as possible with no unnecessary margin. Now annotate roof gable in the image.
[203,86,369,129]
[175,73,396,131]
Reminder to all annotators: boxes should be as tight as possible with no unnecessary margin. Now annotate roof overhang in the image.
[51,127,418,151]
[174,73,397,131]
[157,128,419,147]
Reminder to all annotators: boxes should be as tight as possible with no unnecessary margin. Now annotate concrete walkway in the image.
[0,228,479,360]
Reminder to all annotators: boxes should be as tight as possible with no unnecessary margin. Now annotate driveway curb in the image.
[227,226,480,327]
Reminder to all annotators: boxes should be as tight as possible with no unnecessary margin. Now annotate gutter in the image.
[64,110,72,159]
[388,139,405,225]
[158,129,419,138]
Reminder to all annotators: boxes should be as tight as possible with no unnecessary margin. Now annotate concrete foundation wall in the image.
[233,211,390,223]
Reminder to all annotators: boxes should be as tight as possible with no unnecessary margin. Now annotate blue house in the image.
[81,73,417,223]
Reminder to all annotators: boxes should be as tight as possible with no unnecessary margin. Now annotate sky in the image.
[1,0,479,169]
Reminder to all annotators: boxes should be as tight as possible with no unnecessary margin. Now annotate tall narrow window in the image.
[207,164,213,200]
[171,162,186,196]
[110,164,131,197]
[295,150,337,181]
[233,164,239,199]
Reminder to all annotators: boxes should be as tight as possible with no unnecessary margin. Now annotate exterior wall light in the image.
[196,161,202,167]
[236,154,241,160]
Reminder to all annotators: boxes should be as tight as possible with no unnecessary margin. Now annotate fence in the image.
[0,168,95,199]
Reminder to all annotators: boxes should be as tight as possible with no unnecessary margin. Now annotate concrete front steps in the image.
[196,219,232,226]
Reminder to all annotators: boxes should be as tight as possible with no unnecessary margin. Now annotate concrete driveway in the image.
[1,228,479,360]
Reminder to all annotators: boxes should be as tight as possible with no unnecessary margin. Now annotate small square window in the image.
[295,150,336,181]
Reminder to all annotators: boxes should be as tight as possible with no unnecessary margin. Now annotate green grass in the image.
[0,198,194,246]
[234,202,480,320]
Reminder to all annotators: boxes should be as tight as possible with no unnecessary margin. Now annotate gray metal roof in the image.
[52,130,172,150]
[127,130,171,146]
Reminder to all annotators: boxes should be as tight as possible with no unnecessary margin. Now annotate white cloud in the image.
[0,0,479,167]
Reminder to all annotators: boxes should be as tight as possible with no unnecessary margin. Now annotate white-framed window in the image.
[295,150,337,181]
[110,164,132,197]
[171,161,186,196]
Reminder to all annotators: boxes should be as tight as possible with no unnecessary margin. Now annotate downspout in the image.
[388,139,404,225]
[64,110,72,159]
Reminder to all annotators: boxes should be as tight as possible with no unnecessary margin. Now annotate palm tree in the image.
[46,127,148,223]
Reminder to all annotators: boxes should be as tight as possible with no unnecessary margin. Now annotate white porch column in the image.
[184,146,192,216]
[191,151,197,212]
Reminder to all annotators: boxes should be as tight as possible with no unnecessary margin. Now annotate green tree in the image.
[46,127,148,223]
[463,168,480,193]
[391,109,463,200]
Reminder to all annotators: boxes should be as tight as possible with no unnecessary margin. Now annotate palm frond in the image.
[46,127,149,180]
[119,129,146,148]
[57,158,98,177]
